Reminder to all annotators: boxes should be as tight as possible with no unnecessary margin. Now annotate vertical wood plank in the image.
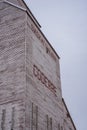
[36,106,38,130]
[31,103,33,130]
[50,118,52,130]
[1,109,6,130]
[11,107,15,130]
[46,115,49,130]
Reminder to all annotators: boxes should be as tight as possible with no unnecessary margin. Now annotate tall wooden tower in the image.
[0,0,76,130]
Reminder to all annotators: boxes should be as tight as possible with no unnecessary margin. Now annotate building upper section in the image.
[1,0,60,60]
[3,0,41,28]
[0,0,61,98]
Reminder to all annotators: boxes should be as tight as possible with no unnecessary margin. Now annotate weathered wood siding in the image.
[0,1,76,130]
[0,2,26,130]
[0,100,25,130]
[25,13,64,130]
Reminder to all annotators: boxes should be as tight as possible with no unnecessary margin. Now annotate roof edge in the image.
[2,0,40,31]
[4,0,26,11]
[3,0,41,28]
[21,0,41,28]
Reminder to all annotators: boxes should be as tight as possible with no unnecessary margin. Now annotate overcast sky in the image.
[24,0,87,130]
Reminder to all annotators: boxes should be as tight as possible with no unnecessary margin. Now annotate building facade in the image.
[0,0,76,130]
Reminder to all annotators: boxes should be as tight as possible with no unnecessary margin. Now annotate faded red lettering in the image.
[41,72,45,84]
[33,65,38,77]
[44,76,49,88]
[33,64,57,96]
[37,69,41,80]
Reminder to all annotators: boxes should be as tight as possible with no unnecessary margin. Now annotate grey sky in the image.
[24,0,87,130]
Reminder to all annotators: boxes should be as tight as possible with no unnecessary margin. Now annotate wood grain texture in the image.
[0,1,76,130]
